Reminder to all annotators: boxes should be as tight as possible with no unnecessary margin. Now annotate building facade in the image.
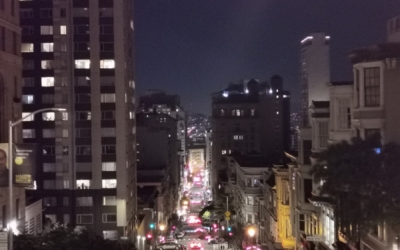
[0,0,25,234]
[20,0,136,239]
[211,76,290,192]
[300,33,330,126]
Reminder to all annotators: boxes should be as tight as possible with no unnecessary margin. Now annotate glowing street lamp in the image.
[247,227,256,237]
[159,224,166,231]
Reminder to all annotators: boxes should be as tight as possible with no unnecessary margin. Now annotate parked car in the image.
[156,243,181,250]
[165,237,178,244]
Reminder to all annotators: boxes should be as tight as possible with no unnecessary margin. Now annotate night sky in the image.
[135,0,400,115]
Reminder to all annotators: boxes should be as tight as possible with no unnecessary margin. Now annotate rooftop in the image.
[349,43,400,64]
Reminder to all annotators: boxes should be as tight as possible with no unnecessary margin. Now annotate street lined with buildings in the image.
[0,1,398,250]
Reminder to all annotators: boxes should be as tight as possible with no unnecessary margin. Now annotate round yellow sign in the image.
[14,157,23,165]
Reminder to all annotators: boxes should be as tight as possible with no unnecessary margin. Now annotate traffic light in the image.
[227,227,231,232]
[145,234,153,245]
[149,223,155,229]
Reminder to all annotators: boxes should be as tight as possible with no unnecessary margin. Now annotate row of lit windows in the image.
[20,7,114,19]
[43,179,117,190]
[23,127,117,139]
[44,196,117,210]
[41,144,116,155]
[22,93,117,104]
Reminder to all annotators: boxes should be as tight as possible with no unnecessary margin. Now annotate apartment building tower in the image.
[0,0,25,233]
[300,33,330,126]
[20,0,136,240]
[211,76,290,190]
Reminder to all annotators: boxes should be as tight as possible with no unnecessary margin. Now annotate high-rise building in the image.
[20,0,136,240]
[211,76,290,190]
[387,15,400,43]
[0,0,25,234]
[138,90,186,186]
[300,33,331,126]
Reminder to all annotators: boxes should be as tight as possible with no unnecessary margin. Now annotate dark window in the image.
[60,8,66,18]
[22,26,34,36]
[100,43,113,51]
[365,129,380,139]
[76,94,91,103]
[11,0,14,16]
[364,67,380,107]
[0,27,4,51]
[74,42,89,52]
[1,205,5,229]
[15,199,19,219]
[40,9,53,18]
[0,0,3,10]
[101,110,115,120]
[102,145,116,154]
[302,140,312,164]
[76,111,91,120]
[299,214,305,231]
[12,32,17,55]
[304,179,313,203]
[43,146,55,155]
[20,9,34,18]
[77,146,91,155]
[74,25,89,35]
[99,25,113,34]
[76,128,91,138]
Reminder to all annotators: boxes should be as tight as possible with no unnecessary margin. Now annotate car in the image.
[207,236,219,243]
[189,242,203,250]
[166,237,178,244]
[175,231,186,239]
[156,243,182,250]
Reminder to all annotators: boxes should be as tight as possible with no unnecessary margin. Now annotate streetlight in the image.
[8,108,66,250]
[159,223,165,232]
[220,194,229,227]
[247,226,256,246]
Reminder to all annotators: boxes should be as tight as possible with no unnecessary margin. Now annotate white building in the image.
[300,33,331,126]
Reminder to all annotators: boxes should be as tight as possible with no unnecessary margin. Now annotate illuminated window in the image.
[100,60,115,69]
[22,129,35,138]
[21,43,34,52]
[22,112,34,121]
[42,112,55,121]
[62,112,68,121]
[221,150,226,155]
[62,129,68,138]
[251,108,255,116]
[60,25,67,35]
[40,26,53,35]
[41,43,54,52]
[42,129,55,138]
[103,196,117,206]
[76,197,93,207]
[102,179,117,189]
[41,60,54,69]
[101,94,116,103]
[41,77,54,87]
[22,95,34,104]
[101,128,116,137]
[77,180,91,189]
[102,162,117,171]
[74,60,90,69]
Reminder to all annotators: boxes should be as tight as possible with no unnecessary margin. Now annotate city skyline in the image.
[135,0,400,114]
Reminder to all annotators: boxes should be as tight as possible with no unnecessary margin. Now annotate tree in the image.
[311,135,400,243]
[14,227,136,250]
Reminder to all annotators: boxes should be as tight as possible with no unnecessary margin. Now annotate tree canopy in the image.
[311,135,400,241]
[14,227,136,250]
